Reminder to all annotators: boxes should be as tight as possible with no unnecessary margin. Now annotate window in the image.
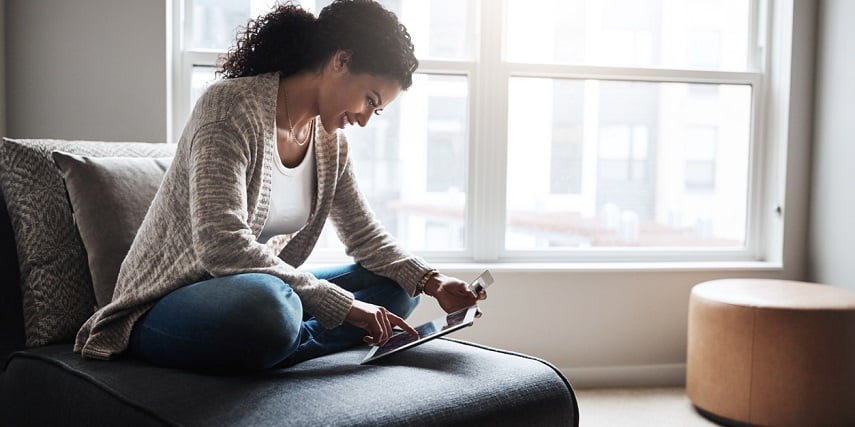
[173,0,778,263]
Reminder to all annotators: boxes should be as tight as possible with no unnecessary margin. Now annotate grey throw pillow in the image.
[0,138,175,346]
[52,152,172,308]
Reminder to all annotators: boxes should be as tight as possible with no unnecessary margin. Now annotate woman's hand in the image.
[425,273,487,314]
[345,299,419,346]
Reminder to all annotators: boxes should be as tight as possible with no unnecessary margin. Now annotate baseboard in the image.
[561,363,686,389]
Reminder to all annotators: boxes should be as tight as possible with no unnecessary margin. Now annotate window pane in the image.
[189,0,278,50]
[506,78,751,249]
[190,66,218,107]
[506,0,752,71]
[189,0,474,60]
[398,0,475,59]
[309,0,475,60]
[314,74,469,252]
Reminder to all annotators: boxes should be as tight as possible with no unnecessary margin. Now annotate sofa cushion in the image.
[0,139,176,347]
[1,339,578,426]
[51,152,172,308]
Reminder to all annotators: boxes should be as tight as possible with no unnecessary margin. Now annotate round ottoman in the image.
[686,279,855,427]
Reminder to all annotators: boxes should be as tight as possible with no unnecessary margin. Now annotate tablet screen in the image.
[361,305,478,364]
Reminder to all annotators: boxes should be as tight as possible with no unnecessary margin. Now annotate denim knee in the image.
[387,288,421,319]
[234,274,303,369]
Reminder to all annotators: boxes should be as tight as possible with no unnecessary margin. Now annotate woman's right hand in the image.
[425,273,486,314]
[345,300,419,346]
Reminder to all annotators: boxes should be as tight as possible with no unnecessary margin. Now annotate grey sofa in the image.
[0,138,577,426]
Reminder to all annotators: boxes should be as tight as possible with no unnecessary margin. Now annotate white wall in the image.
[5,0,167,142]
[2,1,818,388]
[809,0,855,290]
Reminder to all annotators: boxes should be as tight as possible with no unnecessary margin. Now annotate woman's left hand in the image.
[425,273,487,314]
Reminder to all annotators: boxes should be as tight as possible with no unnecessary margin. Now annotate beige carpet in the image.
[575,387,720,426]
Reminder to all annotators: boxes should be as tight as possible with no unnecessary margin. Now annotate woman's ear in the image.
[335,50,352,72]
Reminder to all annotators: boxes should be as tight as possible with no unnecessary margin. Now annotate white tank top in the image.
[258,132,316,243]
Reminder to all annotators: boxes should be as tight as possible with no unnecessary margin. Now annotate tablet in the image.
[360,305,479,364]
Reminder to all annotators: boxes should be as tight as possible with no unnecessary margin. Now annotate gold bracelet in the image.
[416,269,439,296]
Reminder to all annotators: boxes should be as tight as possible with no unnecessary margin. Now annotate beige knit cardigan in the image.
[74,72,433,360]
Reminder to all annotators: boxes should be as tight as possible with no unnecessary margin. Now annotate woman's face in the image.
[318,53,402,134]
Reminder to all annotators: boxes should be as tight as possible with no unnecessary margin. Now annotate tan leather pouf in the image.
[686,279,855,427]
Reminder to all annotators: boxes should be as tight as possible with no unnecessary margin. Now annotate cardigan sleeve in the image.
[329,153,434,297]
[188,121,354,328]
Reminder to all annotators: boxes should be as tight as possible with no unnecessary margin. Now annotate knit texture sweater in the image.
[74,72,433,360]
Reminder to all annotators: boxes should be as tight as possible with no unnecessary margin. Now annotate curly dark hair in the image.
[219,0,418,90]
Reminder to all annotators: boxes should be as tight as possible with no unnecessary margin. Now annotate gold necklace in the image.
[283,91,311,147]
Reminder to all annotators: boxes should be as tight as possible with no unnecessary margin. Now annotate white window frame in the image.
[169,0,219,144]
[168,0,797,267]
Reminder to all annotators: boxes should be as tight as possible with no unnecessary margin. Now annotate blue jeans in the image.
[127,264,420,372]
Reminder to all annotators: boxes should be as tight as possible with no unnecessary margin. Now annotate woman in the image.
[74,0,485,371]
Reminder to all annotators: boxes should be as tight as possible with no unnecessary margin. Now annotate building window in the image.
[684,126,717,192]
[173,0,781,263]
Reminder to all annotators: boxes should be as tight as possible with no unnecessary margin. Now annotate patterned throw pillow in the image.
[0,138,176,347]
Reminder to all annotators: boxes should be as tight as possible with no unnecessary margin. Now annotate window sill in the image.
[428,260,783,274]
[303,260,783,274]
